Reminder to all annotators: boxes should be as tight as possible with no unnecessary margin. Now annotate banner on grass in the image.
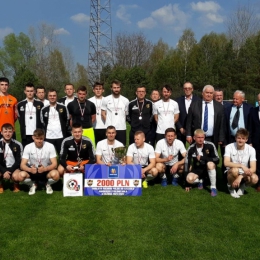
[84,164,142,196]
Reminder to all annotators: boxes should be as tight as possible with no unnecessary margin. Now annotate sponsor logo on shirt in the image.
[20,106,24,111]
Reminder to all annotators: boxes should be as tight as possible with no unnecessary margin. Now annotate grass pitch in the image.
[1,180,260,260]
[0,123,260,259]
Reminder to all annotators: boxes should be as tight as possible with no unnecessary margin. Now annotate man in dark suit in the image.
[186,85,225,148]
[214,88,231,178]
[248,93,260,191]
[225,90,252,145]
[214,88,230,109]
[175,82,200,144]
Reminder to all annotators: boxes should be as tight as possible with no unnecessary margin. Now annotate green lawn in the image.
[0,123,260,259]
[1,180,260,260]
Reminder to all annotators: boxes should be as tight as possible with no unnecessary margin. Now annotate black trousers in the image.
[94,128,106,145]
[45,138,63,155]
[22,135,33,148]
[116,130,126,146]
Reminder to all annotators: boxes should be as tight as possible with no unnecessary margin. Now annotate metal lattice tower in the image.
[88,0,113,85]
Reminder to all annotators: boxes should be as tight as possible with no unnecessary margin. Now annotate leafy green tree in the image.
[47,49,70,95]
[74,63,90,94]
[0,32,36,78]
[11,66,39,101]
[177,29,197,81]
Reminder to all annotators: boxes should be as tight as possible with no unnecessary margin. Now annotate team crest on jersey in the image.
[20,106,24,111]
[146,104,150,108]
[59,108,63,113]
[13,147,17,152]
[68,145,75,151]
[82,144,86,149]
[44,112,48,117]
[205,149,209,154]
[37,105,41,110]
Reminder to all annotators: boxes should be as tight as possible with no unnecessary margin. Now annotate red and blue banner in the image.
[84,164,142,196]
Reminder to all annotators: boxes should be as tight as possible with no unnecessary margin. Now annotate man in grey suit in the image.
[186,85,225,148]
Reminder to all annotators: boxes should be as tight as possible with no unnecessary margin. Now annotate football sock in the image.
[161,173,167,179]
[23,178,33,186]
[146,174,155,181]
[47,178,57,185]
[237,183,246,196]
[193,178,200,184]
[208,169,216,189]
[173,173,179,178]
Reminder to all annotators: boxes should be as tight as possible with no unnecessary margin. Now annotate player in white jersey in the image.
[96,126,124,165]
[101,80,129,146]
[153,85,179,142]
[19,129,59,195]
[126,131,158,188]
[224,128,258,198]
[89,82,106,145]
[155,128,186,187]
[36,85,50,107]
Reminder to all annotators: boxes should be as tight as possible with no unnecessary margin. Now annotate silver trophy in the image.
[112,146,127,164]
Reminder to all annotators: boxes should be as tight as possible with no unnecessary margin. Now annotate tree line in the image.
[0,4,259,104]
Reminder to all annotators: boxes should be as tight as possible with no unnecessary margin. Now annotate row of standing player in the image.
[0,77,258,197]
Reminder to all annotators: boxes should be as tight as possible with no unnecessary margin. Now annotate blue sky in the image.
[0,0,259,66]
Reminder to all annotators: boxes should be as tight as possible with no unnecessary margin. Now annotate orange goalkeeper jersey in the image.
[0,94,17,130]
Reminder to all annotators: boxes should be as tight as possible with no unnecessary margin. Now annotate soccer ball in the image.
[67,179,78,190]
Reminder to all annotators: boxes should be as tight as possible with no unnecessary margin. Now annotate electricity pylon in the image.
[88,0,113,86]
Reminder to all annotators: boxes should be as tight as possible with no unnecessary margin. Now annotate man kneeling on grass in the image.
[155,128,186,187]
[224,128,258,198]
[58,123,95,176]
[126,131,158,188]
[19,128,60,195]
[0,123,23,193]
[184,129,219,197]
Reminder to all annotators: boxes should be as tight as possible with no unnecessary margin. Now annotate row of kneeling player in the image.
[0,123,257,198]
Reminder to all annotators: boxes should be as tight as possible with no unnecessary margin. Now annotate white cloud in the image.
[54,28,70,35]
[137,4,188,31]
[191,1,224,25]
[191,1,220,13]
[0,27,13,40]
[116,4,138,24]
[70,13,90,23]
[206,13,223,23]
[137,17,157,29]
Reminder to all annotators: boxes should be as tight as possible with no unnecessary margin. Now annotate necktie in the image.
[232,106,240,129]
[203,102,208,132]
